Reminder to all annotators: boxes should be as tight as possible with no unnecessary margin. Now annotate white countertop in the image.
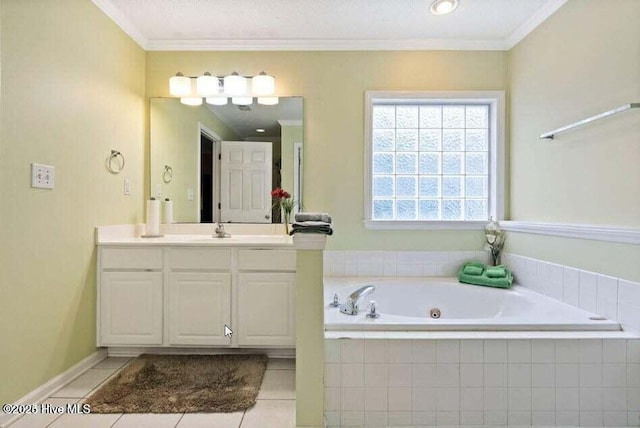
[95,224,294,247]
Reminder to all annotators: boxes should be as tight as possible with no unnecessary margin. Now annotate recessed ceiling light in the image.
[256,128,266,133]
[430,0,458,15]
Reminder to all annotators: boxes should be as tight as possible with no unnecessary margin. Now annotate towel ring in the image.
[163,165,173,183]
[106,150,125,174]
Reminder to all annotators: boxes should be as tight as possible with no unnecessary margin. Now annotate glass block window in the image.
[367,92,502,225]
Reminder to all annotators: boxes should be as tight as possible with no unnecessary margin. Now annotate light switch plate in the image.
[156,184,162,198]
[31,163,54,189]
[187,188,194,201]
[124,178,131,195]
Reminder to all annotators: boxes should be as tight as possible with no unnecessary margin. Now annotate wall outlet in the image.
[156,184,162,198]
[31,163,54,189]
[123,178,131,195]
[187,188,194,201]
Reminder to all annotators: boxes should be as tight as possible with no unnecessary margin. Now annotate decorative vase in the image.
[282,209,291,235]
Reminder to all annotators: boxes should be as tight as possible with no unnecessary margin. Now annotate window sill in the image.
[364,220,487,230]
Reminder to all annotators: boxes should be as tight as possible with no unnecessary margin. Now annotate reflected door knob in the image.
[265,214,270,219]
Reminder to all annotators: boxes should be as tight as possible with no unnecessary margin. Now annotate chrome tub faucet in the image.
[339,285,375,315]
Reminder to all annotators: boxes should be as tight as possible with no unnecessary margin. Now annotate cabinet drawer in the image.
[168,248,231,270]
[237,249,296,271]
[101,248,163,270]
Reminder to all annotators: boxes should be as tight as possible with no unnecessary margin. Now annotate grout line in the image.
[109,414,124,427]
[238,409,246,428]
[174,413,185,428]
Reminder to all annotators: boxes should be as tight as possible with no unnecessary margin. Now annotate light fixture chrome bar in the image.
[540,103,640,140]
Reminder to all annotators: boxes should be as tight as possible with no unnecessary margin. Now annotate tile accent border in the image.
[499,221,640,245]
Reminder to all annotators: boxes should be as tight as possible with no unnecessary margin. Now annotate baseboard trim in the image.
[500,220,640,244]
[0,349,107,428]
[106,347,295,358]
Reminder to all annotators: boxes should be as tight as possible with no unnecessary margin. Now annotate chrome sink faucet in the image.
[214,222,231,238]
[339,285,375,315]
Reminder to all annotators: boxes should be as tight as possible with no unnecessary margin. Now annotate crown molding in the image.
[145,38,509,51]
[92,0,565,52]
[504,0,568,49]
[500,220,640,245]
[90,0,148,48]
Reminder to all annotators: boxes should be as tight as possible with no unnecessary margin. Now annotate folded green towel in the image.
[458,265,513,289]
[462,264,484,276]
[486,265,507,278]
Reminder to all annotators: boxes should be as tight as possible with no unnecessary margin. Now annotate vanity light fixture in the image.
[205,96,228,106]
[251,72,275,96]
[257,97,279,106]
[170,71,277,106]
[224,72,248,96]
[169,72,191,97]
[196,72,219,97]
[232,96,253,106]
[256,128,266,133]
[180,97,203,106]
[430,0,458,15]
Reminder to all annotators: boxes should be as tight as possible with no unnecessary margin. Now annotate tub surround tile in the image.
[506,253,640,332]
[341,387,364,411]
[411,388,436,412]
[483,410,507,425]
[461,363,484,387]
[388,387,412,411]
[603,387,628,411]
[342,339,365,363]
[365,339,388,363]
[532,387,555,411]
[364,410,387,426]
[365,363,388,387]
[436,363,459,387]
[436,340,460,363]
[387,410,411,425]
[484,340,507,363]
[411,340,436,363]
[388,364,412,387]
[412,364,436,387]
[532,339,555,362]
[340,363,364,387]
[580,339,604,363]
[532,363,555,387]
[604,339,627,363]
[461,339,484,363]
[364,387,388,411]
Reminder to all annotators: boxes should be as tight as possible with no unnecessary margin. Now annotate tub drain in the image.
[429,308,441,319]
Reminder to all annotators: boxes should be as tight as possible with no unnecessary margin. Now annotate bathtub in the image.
[324,277,621,331]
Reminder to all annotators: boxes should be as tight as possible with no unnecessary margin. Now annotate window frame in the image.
[364,90,505,230]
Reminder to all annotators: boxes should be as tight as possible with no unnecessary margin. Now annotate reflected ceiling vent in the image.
[238,105,252,111]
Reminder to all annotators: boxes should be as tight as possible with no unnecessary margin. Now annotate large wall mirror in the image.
[150,97,303,223]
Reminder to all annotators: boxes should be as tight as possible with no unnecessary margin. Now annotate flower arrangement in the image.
[484,218,505,266]
[271,187,294,233]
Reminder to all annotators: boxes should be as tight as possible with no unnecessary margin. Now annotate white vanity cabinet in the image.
[236,249,297,346]
[99,248,164,345]
[97,242,295,350]
[167,248,232,346]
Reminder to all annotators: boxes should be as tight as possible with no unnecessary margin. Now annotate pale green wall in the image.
[281,124,302,202]
[507,0,640,281]
[146,51,508,250]
[150,98,237,222]
[0,0,146,403]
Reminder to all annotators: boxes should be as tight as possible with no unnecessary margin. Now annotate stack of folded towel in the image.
[290,212,333,236]
[458,261,513,288]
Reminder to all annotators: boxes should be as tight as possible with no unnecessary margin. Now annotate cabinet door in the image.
[237,273,295,346]
[169,272,231,346]
[100,271,163,345]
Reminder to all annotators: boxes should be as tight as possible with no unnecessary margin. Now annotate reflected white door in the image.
[220,141,272,223]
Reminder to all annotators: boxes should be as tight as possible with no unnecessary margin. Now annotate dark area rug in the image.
[85,354,268,413]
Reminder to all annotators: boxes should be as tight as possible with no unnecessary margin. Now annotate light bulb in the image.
[257,97,279,106]
[206,96,228,106]
[430,0,458,15]
[180,97,203,106]
[232,96,253,106]
[251,72,275,96]
[196,72,219,97]
[169,72,191,97]
[224,72,247,96]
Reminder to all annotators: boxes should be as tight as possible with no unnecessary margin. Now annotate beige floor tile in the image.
[240,400,295,428]
[47,412,122,428]
[257,370,295,400]
[50,369,117,398]
[8,398,79,428]
[111,413,183,427]
[92,357,132,370]
[177,412,244,428]
[266,358,295,370]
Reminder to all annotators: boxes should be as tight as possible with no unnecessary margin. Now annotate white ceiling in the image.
[92,0,567,51]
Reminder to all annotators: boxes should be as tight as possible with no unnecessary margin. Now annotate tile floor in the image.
[9,357,296,428]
